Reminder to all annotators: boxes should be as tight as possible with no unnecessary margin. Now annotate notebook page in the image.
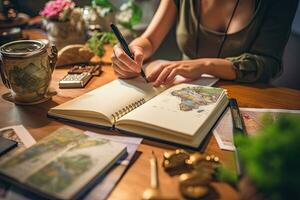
[49,77,163,123]
[117,84,225,136]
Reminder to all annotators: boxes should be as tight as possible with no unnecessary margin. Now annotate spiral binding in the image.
[112,98,146,123]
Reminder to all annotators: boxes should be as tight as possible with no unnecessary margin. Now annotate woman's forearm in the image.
[129,1,177,61]
[202,58,237,80]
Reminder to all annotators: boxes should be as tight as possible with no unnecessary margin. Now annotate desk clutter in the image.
[2,115,300,200]
[1,1,300,199]
[140,150,221,200]
[163,149,221,199]
[0,124,230,200]
[2,37,299,199]
[213,107,300,151]
[59,65,102,88]
[0,126,142,200]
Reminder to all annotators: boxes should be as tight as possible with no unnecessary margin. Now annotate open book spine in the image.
[112,98,146,123]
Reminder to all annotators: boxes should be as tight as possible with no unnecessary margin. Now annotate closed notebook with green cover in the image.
[0,128,127,200]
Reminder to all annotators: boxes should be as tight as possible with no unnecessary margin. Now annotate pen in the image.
[229,98,247,177]
[110,23,148,82]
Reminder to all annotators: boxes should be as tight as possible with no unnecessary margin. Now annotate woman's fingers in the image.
[113,63,139,79]
[153,64,178,87]
[112,63,130,78]
[112,54,140,79]
[165,67,185,84]
[111,56,133,73]
[113,45,140,73]
[165,64,202,84]
[131,46,144,69]
[147,63,168,82]
[111,45,143,79]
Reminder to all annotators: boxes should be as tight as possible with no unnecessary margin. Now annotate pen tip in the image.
[110,23,114,29]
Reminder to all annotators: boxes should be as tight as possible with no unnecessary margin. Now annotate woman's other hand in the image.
[147,60,208,87]
[111,45,144,79]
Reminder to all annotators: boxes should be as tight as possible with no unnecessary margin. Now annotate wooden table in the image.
[1,29,300,200]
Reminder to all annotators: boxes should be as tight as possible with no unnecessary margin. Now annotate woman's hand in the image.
[147,60,208,87]
[111,44,144,79]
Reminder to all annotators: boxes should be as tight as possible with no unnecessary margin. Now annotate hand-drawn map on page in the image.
[120,84,225,136]
[171,86,223,112]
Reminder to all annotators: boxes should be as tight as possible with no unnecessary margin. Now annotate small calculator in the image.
[59,72,92,88]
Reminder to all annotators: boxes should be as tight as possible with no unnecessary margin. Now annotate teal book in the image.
[0,128,127,200]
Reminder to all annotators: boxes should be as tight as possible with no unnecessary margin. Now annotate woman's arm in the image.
[130,0,177,59]
[150,0,298,86]
[147,58,237,87]
[111,1,177,79]
[225,0,299,83]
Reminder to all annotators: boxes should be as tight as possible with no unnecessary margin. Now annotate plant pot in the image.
[44,20,86,50]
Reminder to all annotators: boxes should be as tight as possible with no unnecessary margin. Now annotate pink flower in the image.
[40,0,75,20]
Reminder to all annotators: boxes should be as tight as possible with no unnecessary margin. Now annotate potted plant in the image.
[115,0,143,41]
[82,0,116,34]
[218,114,300,200]
[40,0,86,50]
[82,0,143,41]
[87,31,117,63]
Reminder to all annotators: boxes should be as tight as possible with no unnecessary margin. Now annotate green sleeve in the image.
[226,0,298,83]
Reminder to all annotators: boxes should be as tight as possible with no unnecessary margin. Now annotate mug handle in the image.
[0,54,11,89]
[48,45,58,72]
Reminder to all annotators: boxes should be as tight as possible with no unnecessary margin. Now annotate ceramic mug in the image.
[0,40,57,104]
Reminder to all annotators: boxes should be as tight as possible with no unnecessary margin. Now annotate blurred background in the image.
[1,0,299,90]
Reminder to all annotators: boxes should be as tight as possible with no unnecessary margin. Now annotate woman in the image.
[111,0,298,87]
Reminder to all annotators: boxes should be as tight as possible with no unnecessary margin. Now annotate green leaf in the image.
[216,166,238,186]
[130,2,142,26]
[87,32,117,57]
[235,114,300,199]
[119,21,133,31]
[118,1,143,32]
[92,0,114,10]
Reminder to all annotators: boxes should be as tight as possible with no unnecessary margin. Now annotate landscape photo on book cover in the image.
[0,128,126,199]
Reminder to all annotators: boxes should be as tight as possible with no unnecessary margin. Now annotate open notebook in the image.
[48,74,228,147]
